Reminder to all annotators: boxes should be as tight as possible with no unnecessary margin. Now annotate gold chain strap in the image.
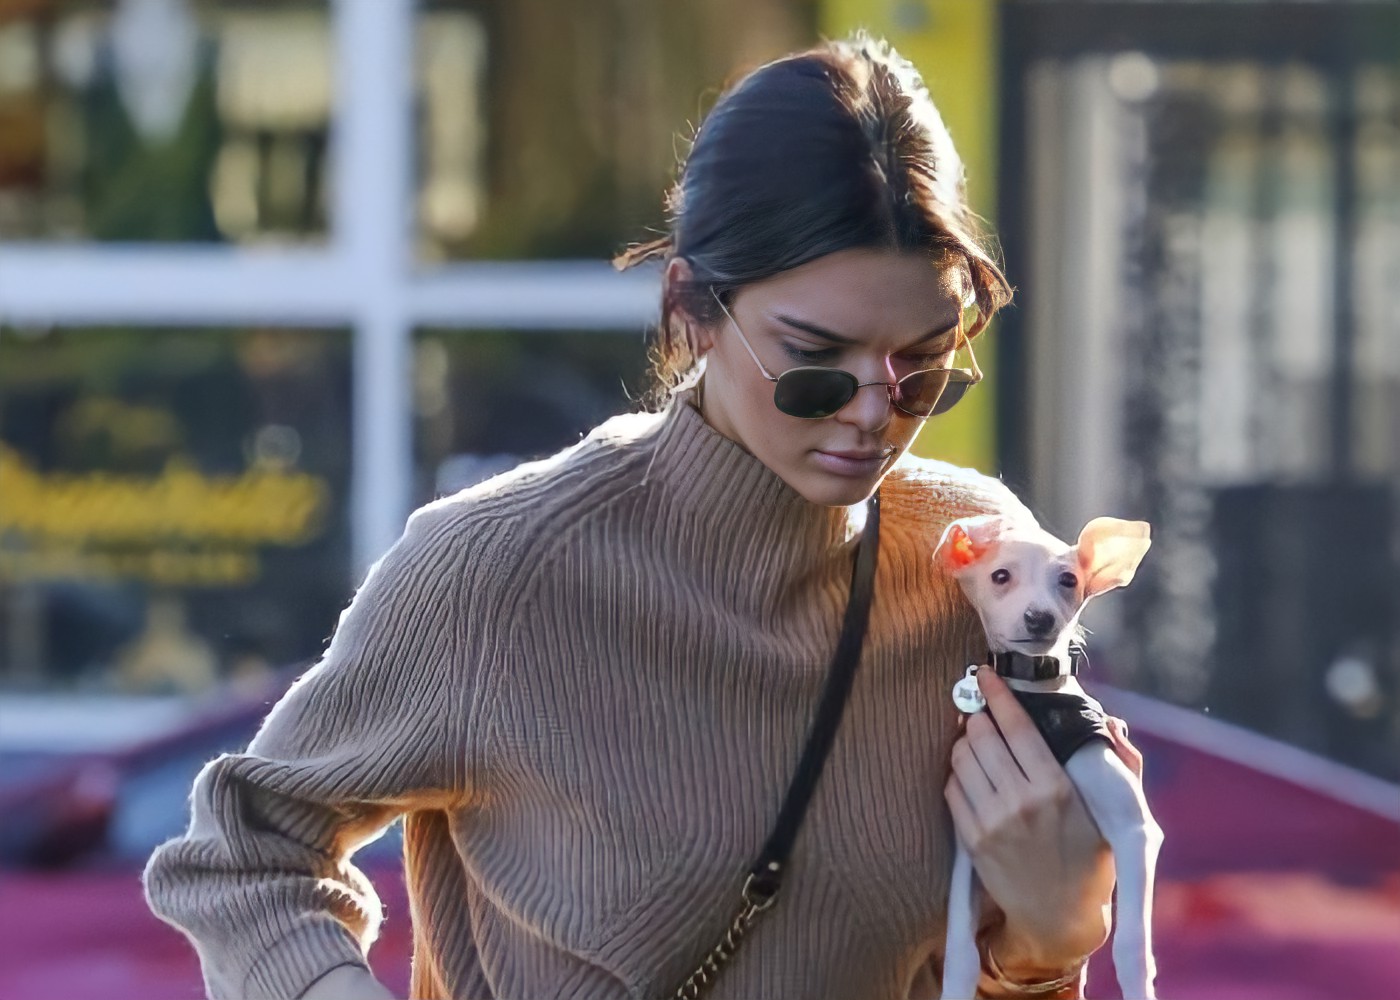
[669,494,879,1000]
[670,870,779,1000]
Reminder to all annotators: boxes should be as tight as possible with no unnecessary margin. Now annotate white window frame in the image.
[0,0,660,574]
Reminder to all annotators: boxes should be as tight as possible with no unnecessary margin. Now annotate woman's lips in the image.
[811,448,893,477]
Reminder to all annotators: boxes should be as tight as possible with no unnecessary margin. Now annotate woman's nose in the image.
[836,380,895,431]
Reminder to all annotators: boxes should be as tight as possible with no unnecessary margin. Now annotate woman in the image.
[144,34,1137,1000]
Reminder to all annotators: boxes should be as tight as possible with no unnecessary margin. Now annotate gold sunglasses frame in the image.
[710,290,984,419]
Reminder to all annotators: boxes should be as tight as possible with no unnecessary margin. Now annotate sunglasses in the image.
[711,292,984,420]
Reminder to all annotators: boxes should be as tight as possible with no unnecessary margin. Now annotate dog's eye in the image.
[991,568,1011,585]
[1059,572,1079,589]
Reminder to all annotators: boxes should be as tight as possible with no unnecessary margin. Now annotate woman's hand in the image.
[943,669,1142,976]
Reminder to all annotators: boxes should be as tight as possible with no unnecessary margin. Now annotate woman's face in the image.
[686,247,970,507]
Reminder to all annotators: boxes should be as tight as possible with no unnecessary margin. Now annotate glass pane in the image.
[413,328,648,504]
[411,0,818,261]
[0,0,332,243]
[0,325,352,694]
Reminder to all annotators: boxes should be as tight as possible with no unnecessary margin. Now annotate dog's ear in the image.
[1077,517,1152,597]
[935,515,1006,573]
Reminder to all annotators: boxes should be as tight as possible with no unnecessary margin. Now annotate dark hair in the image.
[614,32,1013,406]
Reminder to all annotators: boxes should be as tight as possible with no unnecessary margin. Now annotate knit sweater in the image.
[144,390,1034,1000]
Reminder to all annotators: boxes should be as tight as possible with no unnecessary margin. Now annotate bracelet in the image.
[983,939,1085,997]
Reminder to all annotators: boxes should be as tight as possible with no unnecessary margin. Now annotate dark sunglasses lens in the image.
[774,369,856,418]
[893,369,952,417]
[930,377,971,416]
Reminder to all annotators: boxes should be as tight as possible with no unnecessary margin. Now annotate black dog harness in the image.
[991,651,1114,766]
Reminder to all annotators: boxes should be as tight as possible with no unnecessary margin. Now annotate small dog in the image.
[935,513,1161,1000]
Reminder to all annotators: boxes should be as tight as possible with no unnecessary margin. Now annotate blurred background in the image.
[0,1,1396,997]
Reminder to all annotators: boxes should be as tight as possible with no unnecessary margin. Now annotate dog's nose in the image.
[1024,609,1057,636]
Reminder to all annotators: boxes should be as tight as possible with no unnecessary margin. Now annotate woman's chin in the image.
[788,470,883,508]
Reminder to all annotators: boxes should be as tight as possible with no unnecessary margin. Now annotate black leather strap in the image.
[744,491,881,902]
[990,649,1081,681]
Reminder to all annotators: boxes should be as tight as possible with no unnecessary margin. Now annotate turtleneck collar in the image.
[637,387,864,562]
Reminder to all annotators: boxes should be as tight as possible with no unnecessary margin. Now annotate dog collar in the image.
[991,650,1081,681]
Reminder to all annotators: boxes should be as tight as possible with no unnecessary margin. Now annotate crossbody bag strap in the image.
[670,490,882,1000]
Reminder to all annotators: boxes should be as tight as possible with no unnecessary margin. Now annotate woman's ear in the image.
[663,256,716,358]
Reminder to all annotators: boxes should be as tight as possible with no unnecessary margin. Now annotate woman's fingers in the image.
[975,668,1061,784]
[949,732,1000,815]
[1105,716,1144,779]
[943,772,985,848]
[963,711,1028,788]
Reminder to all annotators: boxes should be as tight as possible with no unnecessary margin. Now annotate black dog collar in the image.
[990,650,1081,681]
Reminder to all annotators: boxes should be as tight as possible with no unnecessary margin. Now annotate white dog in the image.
[935,514,1161,1000]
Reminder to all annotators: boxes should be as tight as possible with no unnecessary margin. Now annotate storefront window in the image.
[0,325,351,693]
[412,0,816,261]
[0,0,332,243]
[413,327,648,504]
[0,0,816,253]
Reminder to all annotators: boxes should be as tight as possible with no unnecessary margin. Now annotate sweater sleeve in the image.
[143,497,512,1000]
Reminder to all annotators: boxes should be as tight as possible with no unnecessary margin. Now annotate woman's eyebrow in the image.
[773,313,961,347]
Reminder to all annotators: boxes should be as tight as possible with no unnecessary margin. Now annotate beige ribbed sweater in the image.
[144,391,1032,1000]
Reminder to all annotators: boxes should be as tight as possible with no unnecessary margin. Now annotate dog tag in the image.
[952,665,987,715]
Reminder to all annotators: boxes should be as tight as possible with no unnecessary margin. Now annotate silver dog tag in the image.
[952,665,986,715]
